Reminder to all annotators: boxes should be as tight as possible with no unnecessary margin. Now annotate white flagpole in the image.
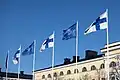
[52,32,55,80]
[32,40,36,80]
[75,21,78,78]
[18,45,21,80]
[106,9,109,80]
[6,50,9,80]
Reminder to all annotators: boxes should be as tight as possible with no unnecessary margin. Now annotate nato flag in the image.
[22,41,34,56]
[62,23,76,40]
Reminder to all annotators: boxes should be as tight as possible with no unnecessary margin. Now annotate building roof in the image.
[0,71,32,79]
[34,53,104,72]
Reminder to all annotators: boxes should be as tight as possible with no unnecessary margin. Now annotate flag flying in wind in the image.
[21,41,34,56]
[5,52,9,69]
[84,10,108,35]
[13,47,21,64]
[62,23,76,40]
[40,33,54,52]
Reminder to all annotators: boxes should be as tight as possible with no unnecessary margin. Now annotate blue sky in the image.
[0,0,120,74]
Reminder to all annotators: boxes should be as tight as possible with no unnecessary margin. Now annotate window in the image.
[42,75,45,79]
[82,67,87,72]
[54,72,57,77]
[110,61,116,67]
[60,71,64,76]
[67,70,71,74]
[101,78,105,80]
[48,74,51,78]
[74,69,79,73]
[100,63,105,69]
[111,76,115,80]
[91,65,96,70]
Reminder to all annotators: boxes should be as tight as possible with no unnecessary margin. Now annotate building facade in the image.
[35,41,120,80]
[0,69,32,80]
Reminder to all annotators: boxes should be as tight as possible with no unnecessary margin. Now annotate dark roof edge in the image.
[0,72,32,79]
[34,54,104,72]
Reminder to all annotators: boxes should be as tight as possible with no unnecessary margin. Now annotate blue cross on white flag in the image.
[13,46,21,64]
[40,33,54,52]
[84,10,108,35]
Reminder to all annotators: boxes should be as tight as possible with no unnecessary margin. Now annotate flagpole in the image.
[106,9,109,80]
[75,21,78,78]
[6,50,9,80]
[32,40,36,80]
[18,45,21,80]
[52,32,55,80]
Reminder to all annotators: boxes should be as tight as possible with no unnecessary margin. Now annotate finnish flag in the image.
[13,46,21,64]
[84,10,108,35]
[40,33,54,52]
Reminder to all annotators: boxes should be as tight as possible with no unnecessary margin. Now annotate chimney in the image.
[85,50,98,59]
[20,71,24,75]
[64,58,71,64]
[72,56,80,63]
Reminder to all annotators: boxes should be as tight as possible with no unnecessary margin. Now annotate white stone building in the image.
[35,41,120,80]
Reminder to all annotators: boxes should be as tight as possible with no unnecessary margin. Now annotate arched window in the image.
[67,70,71,74]
[42,75,45,79]
[74,69,79,73]
[100,63,105,69]
[82,67,87,72]
[101,78,105,80]
[54,72,57,77]
[111,76,115,80]
[48,74,51,78]
[91,65,96,70]
[60,71,64,76]
[109,61,116,67]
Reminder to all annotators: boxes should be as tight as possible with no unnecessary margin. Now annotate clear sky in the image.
[0,0,120,74]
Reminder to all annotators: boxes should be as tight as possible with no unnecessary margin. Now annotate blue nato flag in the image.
[62,23,76,40]
[21,41,34,56]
